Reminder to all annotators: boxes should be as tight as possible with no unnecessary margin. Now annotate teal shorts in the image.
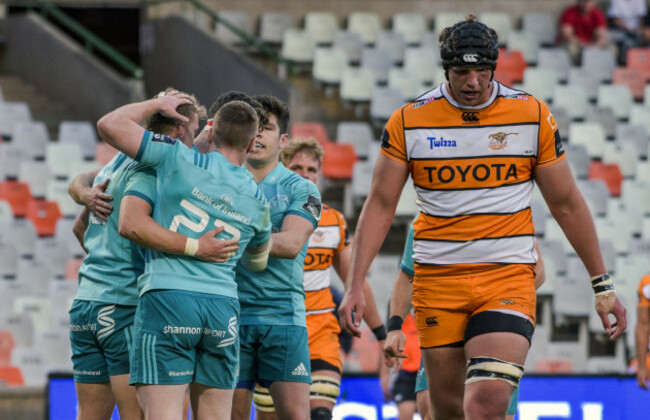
[236,324,311,389]
[129,290,239,388]
[69,300,136,383]
[414,360,519,415]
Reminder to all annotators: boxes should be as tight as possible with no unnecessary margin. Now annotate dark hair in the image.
[211,100,259,150]
[439,15,499,72]
[209,91,269,128]
[252,95,290,135]
[146,87,206,135]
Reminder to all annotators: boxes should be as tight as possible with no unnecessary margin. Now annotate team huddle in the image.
[68,15,628,420]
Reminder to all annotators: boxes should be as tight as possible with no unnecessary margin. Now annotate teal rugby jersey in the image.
[236,162,321,326]
[400,220,416,276]
[135,130,271,298]
[76,152,156,305]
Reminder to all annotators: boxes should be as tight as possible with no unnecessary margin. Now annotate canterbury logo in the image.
[462,53,479,63]
[292,362,309,376]
[425,316,439,326]
[217,316,237,348]
[462,112,479,123]
[97,305,116,340]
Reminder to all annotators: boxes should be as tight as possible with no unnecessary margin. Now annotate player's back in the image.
[77,152,156,305]
[236,163,321,326]
[137,132,271,299]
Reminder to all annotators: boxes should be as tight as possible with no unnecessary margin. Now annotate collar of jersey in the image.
[441,81,498,110]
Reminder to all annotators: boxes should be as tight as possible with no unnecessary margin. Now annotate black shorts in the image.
[392,370,417,403]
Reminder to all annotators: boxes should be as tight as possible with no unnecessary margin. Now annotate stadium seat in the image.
[336,121,374,159]
[602,141,637,178]
[347,12,381,45]
[548,106,570,140]
[494,49,526,85]
[626,48,650,80]
[629,105,650,136]
[0,366,25,386]
[281,29,316,64]
[530,199,548,237]
[333,30,364,64]
[312,47,348,85]
[615,254,649,306]
[322,142,357,180]
[520,68,558,102]
[291,122,329,145]
[0,199,12,225]
[65,257,84,281]
[521,12,557,46]
[2,218,37,258]
[259,12,294,45]
[25,198,62,237]
[13,296,51,333]
[582,47,617,83]
[608,197,642,237]
[621,179,650,217]
[388,68,423,101]
[57,121,98,160]
[538,48,571,82]
[576,179,610,216]
[392,12,427,46]
[433,12,465,32]
[395,181,418,219]
[47,178,81,219]
[12,121,49,160]
[360,47,392,84]
[35,330,73,372]
[597,84,633,120]
[304,11,338,45]
[588,162,623,197]
[615,123,649,159]
[48,279,77,315]
[17,258,52,292]
[10,347,45,387]
[507,30,539,65]
[46,143,83,179]
[0,331,15,366]
[0,102,31,140]
[568,67,600,101]
[214,11,253,46]
[0,312,34,348]
[0,243,18,280]
[595,216,631,254]
[340,67,375,103]
[586,106,616,139]
[18,160,51,199]
[569,122,606,159]
[553,256,591,317]
[94,141,119,166]
[553,84,589,120]
[375,30,406,64]
[350,160,373,212]
[370,87,404,123]
[404,46,439,85]
[55,218,85,258]
[613,67,646,101]
[0,142,30,180]
[36,238,71,280]
[479,12,512,44]
[67,160,101,184]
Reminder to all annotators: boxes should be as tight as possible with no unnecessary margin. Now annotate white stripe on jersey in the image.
[307,225,342,249]
[304,267,332,292]
[415,181,534,217]
[413,235,537,266]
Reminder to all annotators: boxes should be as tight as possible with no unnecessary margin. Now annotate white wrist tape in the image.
[184,237,199,257]
[241,239,272,271]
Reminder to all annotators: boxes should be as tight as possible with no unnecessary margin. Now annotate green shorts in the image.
[236,324,311,389]
[414,359,519,415]
[69,300,136,383]
[129,290,239,388]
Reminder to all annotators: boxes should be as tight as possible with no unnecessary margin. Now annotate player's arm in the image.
[534,240,546,290]
[193,123,212,154]
[270,214,314,259]
[118,196,239,263]
[240,239,272,271]
[383,269,414,369]
[68,170,113,222]
[535,159,626,339]
[636,303,650,390]
[72,207,90,252]
[339,154,409,337]
[97,91,192,159]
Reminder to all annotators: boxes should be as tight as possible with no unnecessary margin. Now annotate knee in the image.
[464,391,511,420]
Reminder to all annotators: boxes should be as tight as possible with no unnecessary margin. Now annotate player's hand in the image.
[383,331,407,371]
[339,287,365,337]
[595,292,627,340]
[156,90,192,122]
[196,227,239,262]
[82,178,113,222]
[638,367,649,390]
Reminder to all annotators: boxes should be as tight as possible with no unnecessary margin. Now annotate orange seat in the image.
[25,198,62,237]
[0,180,32,217]
[94,141,119,166]
[0,331,15,366]
[65,257,84,281]
[291,122,330,146]
[0,366,25,386]
[494,49,527,86]
[588,162,623,197]
[322,142,357,180]
[613,67,646,101]
[626,48,650,80]
[535,359,573,373]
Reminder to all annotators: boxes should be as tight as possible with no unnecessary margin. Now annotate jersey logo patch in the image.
[152,133,177,145]
[488,132,518,150]
[554,130,564,157]
[462,111,480,124]
[428,136,457,148]
[312,230,325,244]
[303,195,322,220]
[292,362,309,376]
[381,128,391,148]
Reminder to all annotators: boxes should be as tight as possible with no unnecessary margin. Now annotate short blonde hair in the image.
[281,137,324,167]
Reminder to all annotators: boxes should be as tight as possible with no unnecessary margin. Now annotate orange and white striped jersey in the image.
[638,275,650,307]
[381,82,565,276]
[304,203,350,315]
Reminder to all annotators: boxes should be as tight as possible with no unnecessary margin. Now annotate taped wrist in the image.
[372,324,387,340]
[184,237,199,256]
[387,315,404,332]
[241,239,272,271]
[591,273,615,296]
